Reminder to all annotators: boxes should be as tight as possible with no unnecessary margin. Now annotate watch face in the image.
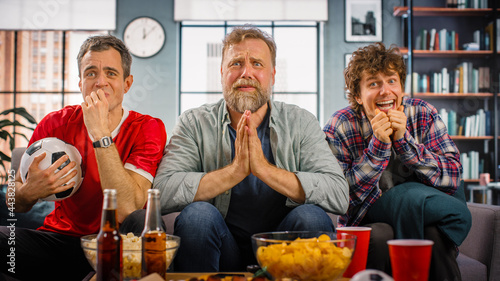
[124,17,165,58]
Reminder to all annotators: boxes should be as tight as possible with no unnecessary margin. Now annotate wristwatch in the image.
[93,136,113,148]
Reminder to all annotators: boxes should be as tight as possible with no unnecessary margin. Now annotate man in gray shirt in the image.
[153,25,349,272]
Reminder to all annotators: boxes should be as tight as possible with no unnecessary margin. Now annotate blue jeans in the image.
[173,202,334,272]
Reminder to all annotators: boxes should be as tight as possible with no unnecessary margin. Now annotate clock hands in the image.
[143,26,158,39]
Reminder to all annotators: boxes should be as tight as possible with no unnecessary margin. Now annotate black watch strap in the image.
[93,136,113,148]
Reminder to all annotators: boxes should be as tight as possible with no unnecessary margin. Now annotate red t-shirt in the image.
[27,105,166,236]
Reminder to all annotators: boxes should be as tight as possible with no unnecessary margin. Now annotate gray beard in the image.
[224,88,271,113]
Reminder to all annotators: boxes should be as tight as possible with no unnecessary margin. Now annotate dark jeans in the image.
[0,216,146,281]
[0,227,93,281]
[172,202,335,272]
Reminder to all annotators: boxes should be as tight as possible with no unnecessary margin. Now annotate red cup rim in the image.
[387,239,434,246]
[337,226,372,231]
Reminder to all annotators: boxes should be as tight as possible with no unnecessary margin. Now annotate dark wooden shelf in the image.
[464,179,480,183]
[450,136,494,140]
[412,93,494,98]
[393,7,492,17]
[399,48,493,57]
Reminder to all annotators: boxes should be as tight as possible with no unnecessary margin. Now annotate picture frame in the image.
[345,0,382,42]
[344,53,353,68]
[344,53,352,99]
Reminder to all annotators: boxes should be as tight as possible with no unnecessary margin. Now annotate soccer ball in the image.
[351,270,394,281]
[19,137,83,201]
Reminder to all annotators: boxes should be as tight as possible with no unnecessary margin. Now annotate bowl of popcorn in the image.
[80,232,180,280]
[251,231,356,281]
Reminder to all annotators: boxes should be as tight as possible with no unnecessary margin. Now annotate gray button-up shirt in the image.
[154,99,349,217]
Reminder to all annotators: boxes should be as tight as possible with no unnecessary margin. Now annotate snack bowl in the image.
[81,233,180,280]
[251,231,356,281]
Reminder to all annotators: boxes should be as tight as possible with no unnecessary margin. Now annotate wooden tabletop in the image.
[88,272,351,281]
[165,273,351,281]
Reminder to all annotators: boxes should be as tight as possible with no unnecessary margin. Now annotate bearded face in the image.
[223,78,271,113]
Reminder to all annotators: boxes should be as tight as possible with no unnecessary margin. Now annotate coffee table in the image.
[86,272,350,280]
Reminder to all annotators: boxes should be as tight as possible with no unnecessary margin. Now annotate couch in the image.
[2,147,500,281]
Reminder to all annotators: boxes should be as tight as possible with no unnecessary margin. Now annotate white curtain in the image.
[174,0,328,21]
[0,0,116,30]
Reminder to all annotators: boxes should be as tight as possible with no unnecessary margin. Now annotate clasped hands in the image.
[371,106,407,143]
[231,110,270,180]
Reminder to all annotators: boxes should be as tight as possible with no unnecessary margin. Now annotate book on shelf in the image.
[417,28,459,51]
[460,151,481,180]
[442,68,449,94]
[478,66,490,92]
[446,0,458,8]
[497,19,500,53]
[485,22,494,51]
[410,64,488,94]
[456,0,488,8]
[439,29,447,51]
[440,108,489,137]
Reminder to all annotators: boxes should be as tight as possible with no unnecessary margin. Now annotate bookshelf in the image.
[400,48,493,57]
[394,0,499,186]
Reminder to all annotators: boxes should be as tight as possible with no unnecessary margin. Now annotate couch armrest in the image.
[459,203,500,281]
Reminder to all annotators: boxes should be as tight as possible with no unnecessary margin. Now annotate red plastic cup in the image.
[387,239,434,281]
[337,226,372,277]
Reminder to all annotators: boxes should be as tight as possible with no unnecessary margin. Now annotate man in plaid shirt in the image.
[323,43,468,281]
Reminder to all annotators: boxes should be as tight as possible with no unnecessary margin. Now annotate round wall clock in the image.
[124,17,165,58]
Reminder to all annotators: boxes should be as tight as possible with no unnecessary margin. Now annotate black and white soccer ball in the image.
[19,137,83,201]
[351,270,394,281]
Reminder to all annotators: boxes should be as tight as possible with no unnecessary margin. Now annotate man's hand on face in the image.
[81,89,111,139]
[371,109,393,144]
[388,105,407,141]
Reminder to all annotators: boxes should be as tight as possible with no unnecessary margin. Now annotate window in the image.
[179,21,321,117]
[0,30,107,154]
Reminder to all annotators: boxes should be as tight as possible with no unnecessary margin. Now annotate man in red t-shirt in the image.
[0,35,166,281]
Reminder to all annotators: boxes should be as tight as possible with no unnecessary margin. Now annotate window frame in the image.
[0,30,106,149]
[178,21,322,118]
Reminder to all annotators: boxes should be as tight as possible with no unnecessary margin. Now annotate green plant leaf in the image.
[0,107,37,125]
[0,107,37,168]
[0,151,11,163]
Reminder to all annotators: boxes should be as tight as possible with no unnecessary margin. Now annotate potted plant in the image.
[0,107,37,185]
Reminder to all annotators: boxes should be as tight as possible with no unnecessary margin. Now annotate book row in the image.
[439,108,490,137]
[461,151,483,180]
[446,0,489,8]
[405,63,490,94]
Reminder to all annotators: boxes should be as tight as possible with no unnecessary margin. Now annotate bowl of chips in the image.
[251,231,356,281]
[80,232,180,280]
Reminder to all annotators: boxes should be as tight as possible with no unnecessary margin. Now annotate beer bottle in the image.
[141,189,166,278]
[97,189,123,281]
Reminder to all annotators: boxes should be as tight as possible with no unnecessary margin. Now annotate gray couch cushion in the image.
[457,253,487,281]
[459,203,500,281]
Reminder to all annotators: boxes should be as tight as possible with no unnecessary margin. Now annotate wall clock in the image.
[124,17,165,58]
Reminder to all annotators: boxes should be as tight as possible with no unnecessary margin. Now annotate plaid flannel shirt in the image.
[323,98,462,227]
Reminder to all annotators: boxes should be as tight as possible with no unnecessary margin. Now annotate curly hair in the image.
[222,24,277,67]
[77,35,132,79]
[345,42,406,112]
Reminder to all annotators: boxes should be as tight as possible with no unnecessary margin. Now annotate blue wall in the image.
[113,0,402,137]
[113,0,179,139]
